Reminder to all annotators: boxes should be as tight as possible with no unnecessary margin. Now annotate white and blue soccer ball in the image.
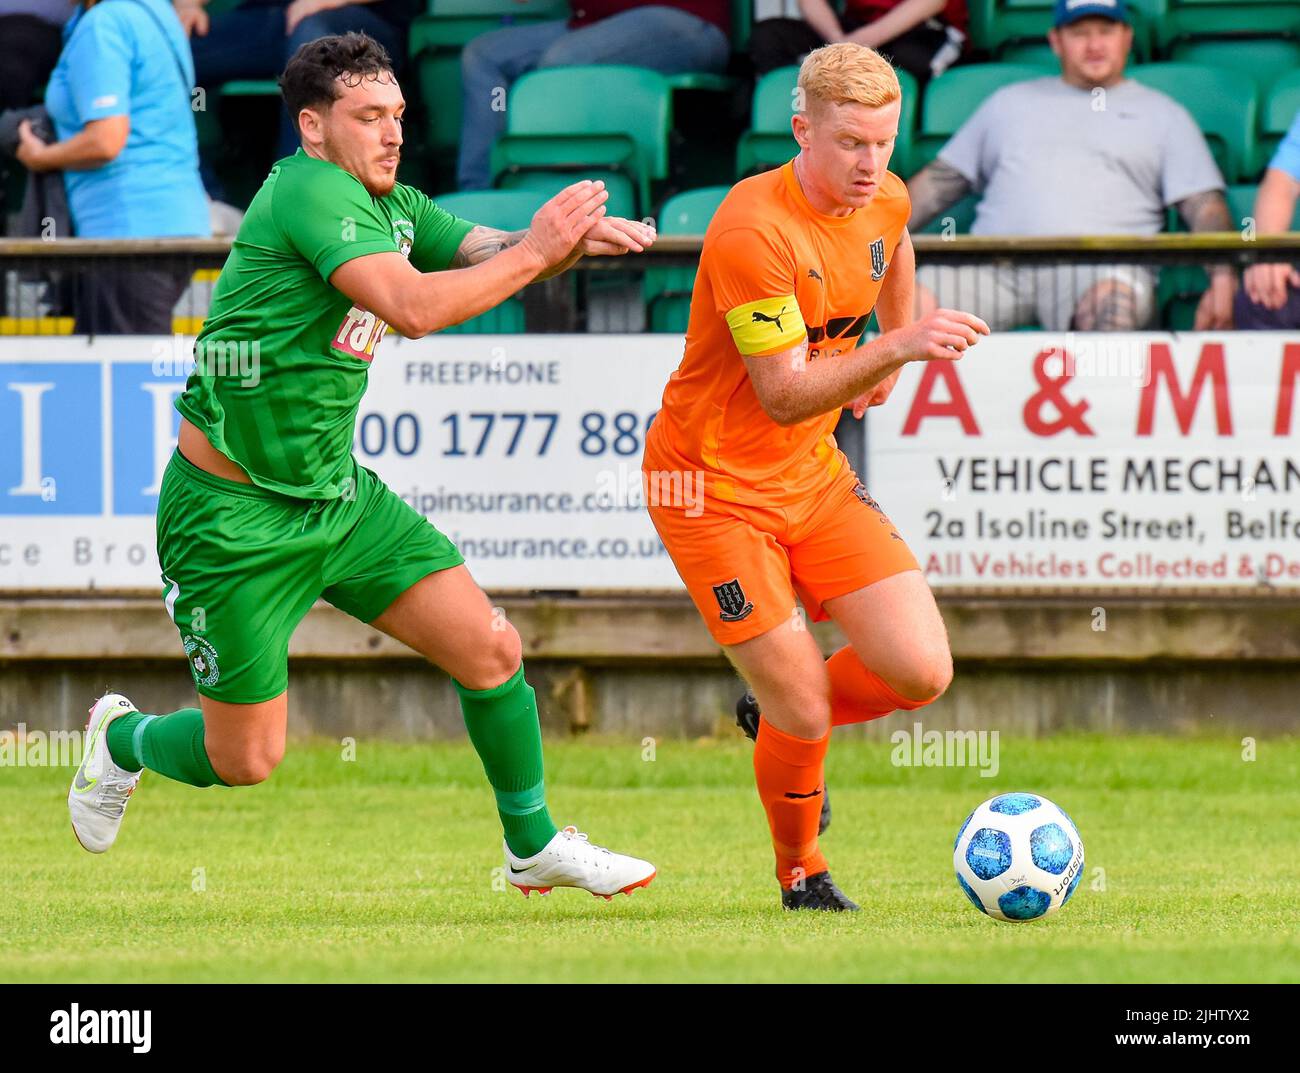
[953,792,1084,922]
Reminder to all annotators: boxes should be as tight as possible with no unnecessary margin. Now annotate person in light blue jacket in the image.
[16,0,210,333]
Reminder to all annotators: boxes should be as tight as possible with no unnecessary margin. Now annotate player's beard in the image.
[364,166,398,198]
[323,128,397,197]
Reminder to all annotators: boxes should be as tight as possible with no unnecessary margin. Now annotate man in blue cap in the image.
[907,0,1236,331]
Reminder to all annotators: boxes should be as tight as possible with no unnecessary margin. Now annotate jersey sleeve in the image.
[64,8,134,124]
[272,163,400,282]
[409,191,475,272]
[706,226,805,357]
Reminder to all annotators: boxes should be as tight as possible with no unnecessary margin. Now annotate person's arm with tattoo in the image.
[453,215,656,280]
[1176,187,1236,330]
[906,159,974,232]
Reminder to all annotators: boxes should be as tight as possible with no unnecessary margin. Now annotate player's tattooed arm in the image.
[452,226,526,267]
[906,160,973,231]
[452,226,586,281]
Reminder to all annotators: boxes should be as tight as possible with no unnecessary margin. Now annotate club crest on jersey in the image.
[393,220,415,260]
[713,578,754,622]
[183,635,220,688]
[869,237,888,281]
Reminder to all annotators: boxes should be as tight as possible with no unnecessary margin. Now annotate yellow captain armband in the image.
[724,295,806,356]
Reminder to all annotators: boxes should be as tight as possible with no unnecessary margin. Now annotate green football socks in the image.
[454,664,558,859]
[106,708,228,788]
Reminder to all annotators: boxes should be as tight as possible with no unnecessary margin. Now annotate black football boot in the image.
[780,870,860,912]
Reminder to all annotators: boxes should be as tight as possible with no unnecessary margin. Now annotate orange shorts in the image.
[646,466,920,646]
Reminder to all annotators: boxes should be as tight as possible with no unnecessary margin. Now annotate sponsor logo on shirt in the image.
[331,221,415,362]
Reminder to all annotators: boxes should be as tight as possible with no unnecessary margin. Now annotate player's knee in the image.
[761,681,832,738]
[785,701,832,739]
[211,744,282,786]
[890,649,953,706]
[458,621,524,691]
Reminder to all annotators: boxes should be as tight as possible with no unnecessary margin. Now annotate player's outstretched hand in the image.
[896,308,990,361]
[520,180,609,270]
[578,216,657,256]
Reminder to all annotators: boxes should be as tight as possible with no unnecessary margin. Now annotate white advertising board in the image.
[1,332,1296,593]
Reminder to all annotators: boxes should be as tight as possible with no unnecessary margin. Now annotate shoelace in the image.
[96,771,137,821]
[560,825,612,867]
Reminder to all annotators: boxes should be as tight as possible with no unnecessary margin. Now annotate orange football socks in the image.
[753,720,830,889]
[826,645,935,726]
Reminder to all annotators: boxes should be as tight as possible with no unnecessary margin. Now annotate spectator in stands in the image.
[750,1,967,84]
[1236,108,1300,330]
[0,0,70,112]
[179,0,415,159]
[15,0,210,333]
[0,0,72,226]
[457,1,731,191]
[908,0,1235,331]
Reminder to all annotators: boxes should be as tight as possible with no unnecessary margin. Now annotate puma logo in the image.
[784,787,824,800]
[752,306,788,333]
[808,268,823,283]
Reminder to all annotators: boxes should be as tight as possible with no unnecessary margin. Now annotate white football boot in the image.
[68,693,144,853]
[505,825,656,899]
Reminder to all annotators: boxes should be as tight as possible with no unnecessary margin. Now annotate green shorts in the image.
[155,450,463,703]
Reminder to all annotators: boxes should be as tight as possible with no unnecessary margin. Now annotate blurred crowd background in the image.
[1,0,1298,334]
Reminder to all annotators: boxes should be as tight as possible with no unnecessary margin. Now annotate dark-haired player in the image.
[69,32,657,900]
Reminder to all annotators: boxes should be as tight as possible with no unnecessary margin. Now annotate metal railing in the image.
[2,233,1299,335]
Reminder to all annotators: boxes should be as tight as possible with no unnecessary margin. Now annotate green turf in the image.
[3,734,1298,983]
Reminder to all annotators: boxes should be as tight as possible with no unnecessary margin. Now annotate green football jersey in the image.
[178,150,474,499]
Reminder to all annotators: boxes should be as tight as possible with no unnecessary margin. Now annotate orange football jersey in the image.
[645,160,910,505]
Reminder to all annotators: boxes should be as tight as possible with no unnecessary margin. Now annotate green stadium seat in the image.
[736,65,799,176]
[730,0,753,52]
[664,72,739,93]
[643,185,729,333]
[1129,63,1258,182]
[423,189,549,333]
[1261,71,1300,172]
[912,63,1046,173]
[220,80,280,97]
[1158,1,1300,49]
[408,0,568,153]
[736,66,917,177]
[433,189,545,230]
[1224,184,1300,231]
[494,169,638,221]
[491,65,671,215]
[994,40,1060,69]
[1170,39,1300,95]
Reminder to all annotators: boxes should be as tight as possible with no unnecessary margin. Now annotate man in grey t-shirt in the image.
[908,0,1234,331]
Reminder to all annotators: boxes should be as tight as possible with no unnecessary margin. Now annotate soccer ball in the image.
[953,792,1084,922]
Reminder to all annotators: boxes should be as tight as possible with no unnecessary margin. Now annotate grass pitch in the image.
[3,734,1298,983]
